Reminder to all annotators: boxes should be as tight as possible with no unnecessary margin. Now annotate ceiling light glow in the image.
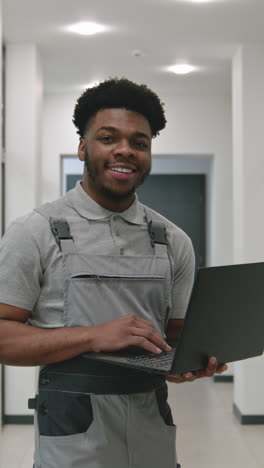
[189,0,215,3]
[83,81,100,89]
[168,64,197,75]
[68,22,106,36]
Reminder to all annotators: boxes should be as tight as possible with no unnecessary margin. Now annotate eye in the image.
[135,141,148,149]
[98,136,114,143]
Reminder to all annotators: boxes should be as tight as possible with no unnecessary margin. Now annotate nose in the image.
[113,139,135,159]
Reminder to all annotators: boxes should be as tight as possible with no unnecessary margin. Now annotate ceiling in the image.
[2,0,264,96]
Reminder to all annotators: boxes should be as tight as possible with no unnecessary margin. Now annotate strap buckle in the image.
[50,218,73,248]
[28,395,38,410]
[148,221,167,248]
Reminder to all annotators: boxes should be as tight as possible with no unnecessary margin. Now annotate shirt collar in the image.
[65,181,145,225]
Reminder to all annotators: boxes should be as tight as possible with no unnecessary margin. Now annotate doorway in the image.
[137,174,206,268]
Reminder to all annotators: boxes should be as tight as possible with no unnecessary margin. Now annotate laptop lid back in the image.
[171,262,264,374]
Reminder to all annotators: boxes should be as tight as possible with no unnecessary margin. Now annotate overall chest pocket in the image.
[65,273,168,328]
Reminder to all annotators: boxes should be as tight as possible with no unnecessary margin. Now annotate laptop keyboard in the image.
[83,345,178,373]
[118,347,176,369]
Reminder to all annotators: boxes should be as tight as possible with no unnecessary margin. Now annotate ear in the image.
[78,138,86,161]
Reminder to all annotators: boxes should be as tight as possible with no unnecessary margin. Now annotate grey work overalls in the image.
[30,204,180,468]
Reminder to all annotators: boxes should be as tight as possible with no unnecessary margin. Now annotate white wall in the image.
[42,92,233,268]
[0,0,3,433]
[41,93,80,203]
[5,44,43,226]
[232,45,264,417]
[4,43,43,418]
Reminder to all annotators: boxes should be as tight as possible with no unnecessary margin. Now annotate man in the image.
[0,78,227,468]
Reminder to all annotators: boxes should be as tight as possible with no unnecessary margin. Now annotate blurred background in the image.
[0,0,264,466]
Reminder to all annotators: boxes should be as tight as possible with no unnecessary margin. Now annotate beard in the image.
[84,148,151,202]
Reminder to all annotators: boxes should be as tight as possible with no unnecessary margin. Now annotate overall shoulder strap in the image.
[144,207,168,257]
[35,203,74,252]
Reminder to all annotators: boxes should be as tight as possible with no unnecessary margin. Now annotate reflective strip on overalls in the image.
[30,204,180,468]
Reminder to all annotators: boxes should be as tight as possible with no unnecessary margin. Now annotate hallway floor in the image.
[0,377,263,467]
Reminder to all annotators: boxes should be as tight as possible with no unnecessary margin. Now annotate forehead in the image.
[87,108,152,137]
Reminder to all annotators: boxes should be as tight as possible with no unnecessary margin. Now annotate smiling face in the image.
[78,108,152,211]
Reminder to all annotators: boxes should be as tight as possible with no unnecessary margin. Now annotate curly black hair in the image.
[73,77,166,138]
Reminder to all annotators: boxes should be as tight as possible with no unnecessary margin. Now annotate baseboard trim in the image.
[214,375,234,383]
[3,415,34,425]
[233,403,264,425]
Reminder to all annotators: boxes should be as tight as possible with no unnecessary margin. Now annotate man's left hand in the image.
[166,357,228,384]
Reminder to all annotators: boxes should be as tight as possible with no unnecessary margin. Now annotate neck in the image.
[81,179,135,212]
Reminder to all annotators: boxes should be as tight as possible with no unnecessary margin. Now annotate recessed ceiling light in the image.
[168,64,197,75]
[189,0,215,3]
[180,0,223,3]
[67,22,106,36]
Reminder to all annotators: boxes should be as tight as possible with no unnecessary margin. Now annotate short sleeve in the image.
[170,235,195,319]
[0,217,42,310]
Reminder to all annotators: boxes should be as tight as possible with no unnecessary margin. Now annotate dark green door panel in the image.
[136,175,206,268]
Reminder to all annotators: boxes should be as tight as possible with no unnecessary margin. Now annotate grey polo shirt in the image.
[0,182,195,328]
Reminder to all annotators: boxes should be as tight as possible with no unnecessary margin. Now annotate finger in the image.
[128,315,165,337]
[191,361,217,379]
[205,357,218,376]
[130,327,171,352]
[208,356,217,367]
[126,336,163,354]
[182,372,196,380]
[181,372,197,382]
[131,318,171,350]
[193,360,225,379]
[131,324,161,341]
[166,374,185,384]
[192,370,207,378]
[193,369,205,378]
[167,373,196,383]
[215,363,228,374]
[127,316,165,341]
[122,314,163,339]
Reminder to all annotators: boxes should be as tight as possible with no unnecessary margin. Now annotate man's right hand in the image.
[91,314,171,354]
[0,305,170,366]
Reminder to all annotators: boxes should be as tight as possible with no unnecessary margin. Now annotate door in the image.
[136,174,206,268]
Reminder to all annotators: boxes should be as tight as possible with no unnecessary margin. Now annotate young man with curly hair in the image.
[0,78,226,468]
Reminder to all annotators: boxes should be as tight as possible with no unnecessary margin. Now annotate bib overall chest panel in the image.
[66,255,170,332]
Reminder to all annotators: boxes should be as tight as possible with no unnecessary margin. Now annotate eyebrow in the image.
[96,126,151,142]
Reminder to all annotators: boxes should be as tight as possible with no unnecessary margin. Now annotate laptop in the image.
[82,262,264,375]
